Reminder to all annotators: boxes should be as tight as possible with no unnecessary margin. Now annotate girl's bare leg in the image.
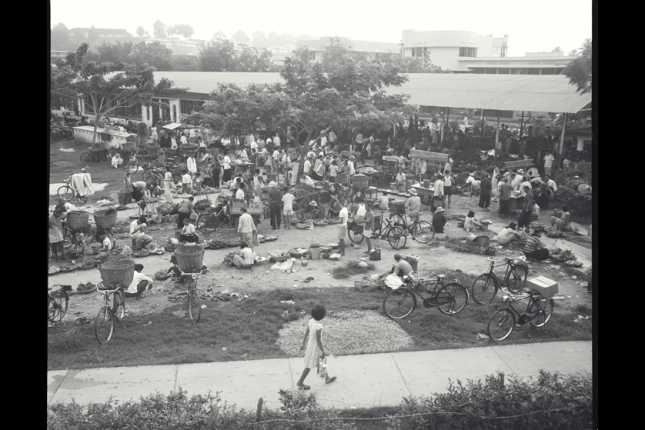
[296,368,311,387]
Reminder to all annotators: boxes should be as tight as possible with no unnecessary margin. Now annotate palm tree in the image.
[562,39,592,95]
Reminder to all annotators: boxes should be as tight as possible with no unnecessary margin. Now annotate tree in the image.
[252,30,267,48]
[568,48,578,56]
[51,23,71,50]
[135,26,146,38]
[211,31,226,41]
[51,43,187,144]
[170,55,199,71]
[266,31,281,46]
[198,39,236,71]
[168,24,194,39]
[153,20,166,38]
[562,38,592,94]
[552,46,562,53]
[130,41,173,70]
[231,29,250,44]
[95,41,133,65]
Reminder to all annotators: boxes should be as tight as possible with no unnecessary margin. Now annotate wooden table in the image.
[411,185,435,205]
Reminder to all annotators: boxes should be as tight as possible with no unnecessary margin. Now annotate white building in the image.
[295,37,401,62]
[401,30,509,72]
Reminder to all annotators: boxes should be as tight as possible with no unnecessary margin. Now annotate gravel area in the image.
[277,309,414,357]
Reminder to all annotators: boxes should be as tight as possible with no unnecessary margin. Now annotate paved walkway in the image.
[48,341,591,411]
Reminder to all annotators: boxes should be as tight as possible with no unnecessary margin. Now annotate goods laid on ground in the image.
[549,248,578,263]
[76,282,97,294]
[157,202,179,216]
[268,249,290,262]
[193,199,211,211]
[223,251,239,266]
[204,238,228,250]
[289,248,309,258]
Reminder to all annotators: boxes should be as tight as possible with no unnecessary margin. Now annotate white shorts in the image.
[283,209,293,216]
[338,225,348,240]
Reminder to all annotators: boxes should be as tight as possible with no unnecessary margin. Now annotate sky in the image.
[50,0,592,56]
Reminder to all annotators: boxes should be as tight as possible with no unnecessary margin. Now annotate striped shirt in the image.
[523,236,542,253]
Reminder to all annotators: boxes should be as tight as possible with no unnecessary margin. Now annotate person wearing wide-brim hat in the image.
[404,188,421,221]
[268,181,282,229]
[432,206,447,233]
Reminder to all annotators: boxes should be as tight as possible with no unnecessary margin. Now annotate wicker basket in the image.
[336,173,350,186]
[175,244,205,273]
[98,259,135,288]
[93,208,117,230]
[67,211,90,230]
[351,174,369,190]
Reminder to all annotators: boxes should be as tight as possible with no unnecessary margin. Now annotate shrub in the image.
[386,371,592,430]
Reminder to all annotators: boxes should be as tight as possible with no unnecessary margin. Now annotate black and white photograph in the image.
[48,0,595,427]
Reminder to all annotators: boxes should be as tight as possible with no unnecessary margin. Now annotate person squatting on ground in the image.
[125,263,153,299]
[296,304,337,390]
[432,207,447,233]
[233,242,254,268]
[378,253,413,283]
[180,217,199,243]
[522,224,550,261]
[550,205,571,231]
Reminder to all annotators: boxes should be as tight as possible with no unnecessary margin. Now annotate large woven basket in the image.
[98,259,135,288]
[93,207,117,230]
[351,174,369,190]
[67,211,90,230]
[175,244,205,273]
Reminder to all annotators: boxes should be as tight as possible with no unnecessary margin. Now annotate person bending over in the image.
[125,263,153,299]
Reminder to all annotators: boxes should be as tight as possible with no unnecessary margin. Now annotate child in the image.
[296,304,337,390]
[282,187,295,230]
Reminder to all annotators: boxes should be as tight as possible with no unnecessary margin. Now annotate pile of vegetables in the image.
[204,239,228,250]
[76,282,96,292]
[193,199,212,211]
[48,266,60,274]
[268,249,290,258]
[223,252,239,266]
[550,248,577,263]
[546,228,565,238]
[157,202,179,216]
[289,184,319,198]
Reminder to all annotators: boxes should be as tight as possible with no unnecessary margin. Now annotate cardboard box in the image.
[526,276,559,298]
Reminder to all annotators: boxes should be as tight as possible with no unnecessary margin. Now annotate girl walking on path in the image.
[296,304,337,390]
[163,166,174,203]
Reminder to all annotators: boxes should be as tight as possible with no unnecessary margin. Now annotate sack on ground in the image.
[384,273,403,289]
[369,245,382,261]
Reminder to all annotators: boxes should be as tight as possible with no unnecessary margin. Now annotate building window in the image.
[459,47,477,57]
[180,100,205,115]
[411,47,428,57]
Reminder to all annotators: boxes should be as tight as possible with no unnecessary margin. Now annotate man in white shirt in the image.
[129,217,146,246]
[395,168,406,192]
[180,134,188,145]
[303,157,312,176]
[281,187,295,229]
[273,134,281,147]
[432,174,444,213]
[543,175,557,192]
[328,130,337,148]
[378,191,390,210]
[405,189,422,219]
[466,172,480,197]
[233,242,254,267]
[125,263,153,298]
[250,139,258,152]
[320,134,327,148]
[222,153,232,182]
[515,169,524,184]
[186,155,197,184]
[303,175,315,186]
[181,169,192,194]
[543,151,555,176]
[347,156,356,176]
[520,177,533,197]
[338,204,349,257]
[237,206,257,252]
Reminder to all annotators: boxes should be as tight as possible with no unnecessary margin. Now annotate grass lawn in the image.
[47,270,592,371]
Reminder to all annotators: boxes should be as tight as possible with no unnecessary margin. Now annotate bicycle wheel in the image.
[188,288,201,323]
[48,291,69,323]
[437,283,468,315]
[196,213,219,233]
[504,265,528,294]
[112,291,126,320]
[348,225,364,244]
[99,150,110,163]
[528,298,554,328]
[387,226,407,250]
[487,309,515,341]
[80,152,93,164]
[95,306,114,344]
[383,287,416,319]
[471,274,499,305]
[57,185,74,201]
[412,220,434,244]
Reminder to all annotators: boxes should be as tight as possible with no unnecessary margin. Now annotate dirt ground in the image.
[49,138,592,324]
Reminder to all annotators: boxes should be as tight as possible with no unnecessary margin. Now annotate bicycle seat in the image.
[436,274,445,279]
[504,257,513,262]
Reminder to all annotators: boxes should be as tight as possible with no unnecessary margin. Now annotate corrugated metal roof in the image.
[152,72,591,114]
[386,74,591,114]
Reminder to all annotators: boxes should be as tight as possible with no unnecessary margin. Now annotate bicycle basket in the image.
[98,259,135,288]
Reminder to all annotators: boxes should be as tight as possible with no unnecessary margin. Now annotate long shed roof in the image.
[153,71,591,114]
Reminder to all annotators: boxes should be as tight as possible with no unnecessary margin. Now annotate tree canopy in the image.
[82,41,173,71]
[51,43,186,142]
[231,30,251,44]
[562,38,592,95]
[198,40,273,72]
[51,23,72,51]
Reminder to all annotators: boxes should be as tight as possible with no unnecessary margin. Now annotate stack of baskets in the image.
[93,207,117,230]
[98,259,135,289]
[67,211,90,231]
[175,244,205,273]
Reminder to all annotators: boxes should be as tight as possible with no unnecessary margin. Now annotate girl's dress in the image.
[303,318,323,369]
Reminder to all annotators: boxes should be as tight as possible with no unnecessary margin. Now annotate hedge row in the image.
[47,371,592,430]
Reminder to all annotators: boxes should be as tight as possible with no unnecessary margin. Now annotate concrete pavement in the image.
[48,341,591,411]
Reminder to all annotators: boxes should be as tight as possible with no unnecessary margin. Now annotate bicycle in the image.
[79,146,110,164]
[179,271,202,323]
[95,282,127,344]
[348,210,407,250]
[62,224,116,257]
[487,290,554,340]
[48,284,72,324]
[388,210,435,244]
[57,176,88,205]
[471,256,529,305]
[383,274,469,319]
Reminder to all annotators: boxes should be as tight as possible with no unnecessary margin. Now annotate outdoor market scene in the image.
[48,11,594,427]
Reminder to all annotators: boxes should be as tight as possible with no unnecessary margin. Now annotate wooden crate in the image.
[409,149,449,162]
[504,159,534,169]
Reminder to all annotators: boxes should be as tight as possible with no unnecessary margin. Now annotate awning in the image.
[162,123,183,131]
